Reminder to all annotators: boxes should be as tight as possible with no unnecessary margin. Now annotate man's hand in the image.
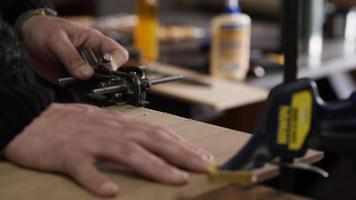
[3,104,214,197]
[19,16,129,82]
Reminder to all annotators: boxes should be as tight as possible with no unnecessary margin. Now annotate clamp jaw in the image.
[209,79,333,185]
[58,48,182,106]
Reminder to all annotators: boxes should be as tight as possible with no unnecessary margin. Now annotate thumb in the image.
[68,161,119,197]
[49,32,94,80]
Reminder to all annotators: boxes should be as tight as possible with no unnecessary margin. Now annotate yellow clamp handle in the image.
[208,164,257,185]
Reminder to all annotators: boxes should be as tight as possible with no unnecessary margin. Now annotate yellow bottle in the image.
[210,0,251,80]
[134,0,159,62]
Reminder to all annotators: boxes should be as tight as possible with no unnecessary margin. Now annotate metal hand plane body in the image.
[58,48,182,106]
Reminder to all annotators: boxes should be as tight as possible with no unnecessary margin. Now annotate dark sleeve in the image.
[0,0,54,25]
[0,19,54,151]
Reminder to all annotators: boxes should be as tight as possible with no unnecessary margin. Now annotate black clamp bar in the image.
[283,0,300,83]
[280,0,301,192]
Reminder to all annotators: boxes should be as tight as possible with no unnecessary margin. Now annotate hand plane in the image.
[58,48,182,106]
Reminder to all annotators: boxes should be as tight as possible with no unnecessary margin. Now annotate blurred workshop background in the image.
[50,0,356,199]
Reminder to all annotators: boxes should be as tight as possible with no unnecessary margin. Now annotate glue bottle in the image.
[210,0,251,80]
[134,0,159,62]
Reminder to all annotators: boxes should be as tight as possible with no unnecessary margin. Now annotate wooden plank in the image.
[183,185,312,200]
[146,62,268,111]
[0,106,323,200]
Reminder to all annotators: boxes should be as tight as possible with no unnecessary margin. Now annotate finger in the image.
[49,31,94,80]
[128,128,215,172]
[96,140,189,185]
[66,158,119,197]
[129,118,186,142]
[95,110,215,172]
[99,108,187,142]
[100,108,131,124]
[83,30,129,70]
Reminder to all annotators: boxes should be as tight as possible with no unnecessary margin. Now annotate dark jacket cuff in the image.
[1,0,54,25]
[0,17,54,151]
[0,68,54,151]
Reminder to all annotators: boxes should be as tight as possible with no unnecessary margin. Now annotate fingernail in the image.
[171,168,189,182]
[99,182,119,196]
[201,154,215,165]
[180,171,190,180]
[197,148,215,162]
[77,65,94,78]
[111,59,119,71]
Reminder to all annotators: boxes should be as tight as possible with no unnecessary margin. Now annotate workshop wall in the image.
[96,0,174,16]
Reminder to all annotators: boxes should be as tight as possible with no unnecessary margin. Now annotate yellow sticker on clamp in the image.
[208,165,257,185]
[276,90,313,151]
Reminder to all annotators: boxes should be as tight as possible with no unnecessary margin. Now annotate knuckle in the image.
[89,28,103,36]
[60,103,92,114]
[114,114,130,123]
[114,111,125,118]
[118,141,141,156]
[48,103,62,111]
[154,125,171,133]
[107,109,124,117]
[148,129,166,140]
[74,104,97,112]
[67,54,85,70]
[78,27,92,37]
[75,28,102,44]
[155,161,172,172]
[81,105,95,114]
[72,27,91,45]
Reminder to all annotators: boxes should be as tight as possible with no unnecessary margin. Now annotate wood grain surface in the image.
[183,184,312,200]
[0,106,323,200]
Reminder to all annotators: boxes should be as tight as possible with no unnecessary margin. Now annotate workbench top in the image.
[147,62,268,111]
[0,106,322,200]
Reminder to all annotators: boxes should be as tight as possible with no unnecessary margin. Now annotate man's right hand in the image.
[3,103,214,197]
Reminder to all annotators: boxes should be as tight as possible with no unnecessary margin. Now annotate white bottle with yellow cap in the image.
[210,0,251,81]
